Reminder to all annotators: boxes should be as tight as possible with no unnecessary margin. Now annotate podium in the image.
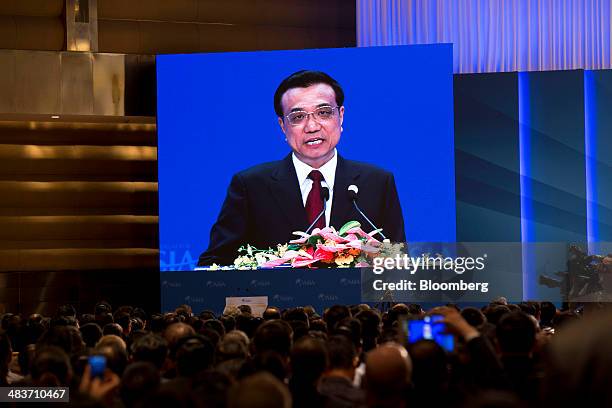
[161,268,363,315]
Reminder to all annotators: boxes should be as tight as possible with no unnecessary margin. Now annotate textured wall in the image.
[97,0,355,53]
[0,116,159,314]
[0,0,356,53]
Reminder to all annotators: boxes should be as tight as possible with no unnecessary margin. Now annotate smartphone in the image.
[88,355,106,379]
[404,314,454,352]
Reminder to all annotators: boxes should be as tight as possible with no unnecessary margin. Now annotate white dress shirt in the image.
[292,149,337,228]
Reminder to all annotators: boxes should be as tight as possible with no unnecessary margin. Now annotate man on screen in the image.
[198,70,405,266]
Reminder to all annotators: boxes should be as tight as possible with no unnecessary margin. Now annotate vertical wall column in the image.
[519,70,588,300]
[66,0,98,52]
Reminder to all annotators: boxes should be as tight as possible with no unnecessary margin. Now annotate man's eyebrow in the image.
[288,103,333,113]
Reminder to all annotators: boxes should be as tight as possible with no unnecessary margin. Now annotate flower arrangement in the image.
[219,221,402,270]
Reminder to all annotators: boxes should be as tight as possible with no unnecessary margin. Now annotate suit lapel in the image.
[330,155,360,228]
[270,154,308,229]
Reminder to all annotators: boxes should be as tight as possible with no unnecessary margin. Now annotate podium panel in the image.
[161,268,362,315]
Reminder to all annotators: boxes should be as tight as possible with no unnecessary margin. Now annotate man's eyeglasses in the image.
[284,106,340,126]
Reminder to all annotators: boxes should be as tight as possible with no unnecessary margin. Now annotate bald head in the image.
[228,372,291,408]
[96,334,126,351]
[365,343,412,407]
[164,323,195,350]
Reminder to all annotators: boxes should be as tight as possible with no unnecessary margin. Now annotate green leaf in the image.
[338,220,361,236]
[287,244,301,251]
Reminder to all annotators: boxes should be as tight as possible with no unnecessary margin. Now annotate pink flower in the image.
[346,240,380,254]
[344,233,359,241]
[261,258,289,268]
[318,230,350,243]
[289,237,309,244]
[291,256,318,268]
[317,243,348,252]
[345,227,383,243]
[260,250,300,268]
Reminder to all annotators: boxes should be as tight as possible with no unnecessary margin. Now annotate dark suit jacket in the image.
[198,154,405,266]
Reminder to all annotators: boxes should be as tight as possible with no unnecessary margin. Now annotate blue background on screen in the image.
[157,45,456,270]
[406,315,454,352]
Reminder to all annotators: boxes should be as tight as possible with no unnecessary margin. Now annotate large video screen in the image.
[157,45,456,270]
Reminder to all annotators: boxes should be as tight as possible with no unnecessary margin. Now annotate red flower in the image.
[314,247,335,263]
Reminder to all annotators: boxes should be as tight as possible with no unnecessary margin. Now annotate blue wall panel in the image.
[585,70,612,255]
[454,73,521,242]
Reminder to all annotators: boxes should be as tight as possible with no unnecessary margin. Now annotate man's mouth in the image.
[305,138,324,146]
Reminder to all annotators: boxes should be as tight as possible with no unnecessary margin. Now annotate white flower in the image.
[277,243,289,257]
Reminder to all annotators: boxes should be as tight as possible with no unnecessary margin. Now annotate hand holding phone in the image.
[79,355,120,401]
[405,314,455,352]
[88,355,106,379]
[438,308,480,341]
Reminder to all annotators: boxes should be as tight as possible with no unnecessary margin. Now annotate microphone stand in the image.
[349,196,387,240]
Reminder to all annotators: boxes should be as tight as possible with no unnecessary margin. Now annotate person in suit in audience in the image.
[198,70,405,266]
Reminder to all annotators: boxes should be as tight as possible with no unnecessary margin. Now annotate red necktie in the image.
[305,170,325,230]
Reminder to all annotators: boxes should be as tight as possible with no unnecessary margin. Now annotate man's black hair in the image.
[540,301,557,325]
[219,315,236,332]
[175,335,215,378]
[327,335,356,370]
[333,317,362,350]
[496,311,536,354]
[115,313,132,332]
[238,305,252,314]
[120,362,160,408]
[199,310,216,320]
[149,314,165,333]
[274,70,344,117]
[518,302,537,317]
[203,319,226,337]
[103,323,124,337]
[263,307,281,321]
[253,320,292,357]
[485,305,511,326]
[355,309,381,352]
[31,346,72,386]
[95,301,112,316]
[289,336,328,390]
[131,333,168,370]
[80,323,103,348]
[57,304,76,319]
[282,307,309,325]
[408,339,449,391]
[461,307,486,328]
[324,305,351,332]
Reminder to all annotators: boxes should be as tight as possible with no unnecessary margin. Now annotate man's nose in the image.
[304,113,321,132]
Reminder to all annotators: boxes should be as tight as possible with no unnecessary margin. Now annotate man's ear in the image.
[278,117,286,134]
[338,105,345,127]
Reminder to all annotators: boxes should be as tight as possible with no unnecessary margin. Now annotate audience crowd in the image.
[1,298,611,407]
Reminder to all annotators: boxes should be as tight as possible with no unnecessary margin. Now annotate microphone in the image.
[305,186,330,234]
[347,184,387,240]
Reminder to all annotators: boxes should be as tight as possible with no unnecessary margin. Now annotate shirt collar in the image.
[292,149,337,189]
